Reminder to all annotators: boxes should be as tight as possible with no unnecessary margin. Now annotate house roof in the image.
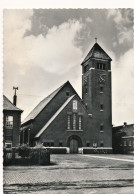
[22,81,76,125]
[35,95,75,138]
[113,124,134,130]
[81,42,112,65]
[3,95,23,112]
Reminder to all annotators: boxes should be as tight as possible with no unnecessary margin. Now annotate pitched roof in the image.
[81,42,112,65]
[3,95,23,112]
[22,81,74,125]
[35,95,75,138]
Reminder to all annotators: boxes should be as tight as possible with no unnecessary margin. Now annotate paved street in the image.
[3,154,134,193]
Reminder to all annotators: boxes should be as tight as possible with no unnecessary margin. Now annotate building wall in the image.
[112,124,134,154]
[35,96,112,150]
[31,83,77,137]
[3,110,21,147]
[36,96,92,147]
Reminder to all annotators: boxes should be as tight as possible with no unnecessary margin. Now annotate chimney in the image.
[124,122,127,126]
[13,87,18,106]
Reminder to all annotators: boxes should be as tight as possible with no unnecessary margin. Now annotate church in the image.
[21,41,113,154]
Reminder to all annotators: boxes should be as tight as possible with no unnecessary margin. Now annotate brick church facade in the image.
[21,42,113,154]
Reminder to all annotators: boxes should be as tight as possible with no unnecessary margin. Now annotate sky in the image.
[3,9,134,126]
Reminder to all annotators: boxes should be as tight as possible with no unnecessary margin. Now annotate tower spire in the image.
[95,37,97,43]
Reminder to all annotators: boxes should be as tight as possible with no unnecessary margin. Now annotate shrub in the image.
[30,147,50,165]
[18,145,30,158]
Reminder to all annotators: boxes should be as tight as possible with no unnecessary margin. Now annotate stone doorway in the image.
[67,135,82,154]
[70,139,78,153]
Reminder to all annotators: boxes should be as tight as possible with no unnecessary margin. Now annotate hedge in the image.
[47,147,67,154]
[4,146,50,166]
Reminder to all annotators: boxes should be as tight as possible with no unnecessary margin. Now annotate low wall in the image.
[43,147,113,154]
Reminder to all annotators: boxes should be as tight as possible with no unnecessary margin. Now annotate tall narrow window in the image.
[79,116,82,130]
[97,63,106,70]
[100,104,104,110]
[73,100,77,110]
[100,86,103,93]
[124,140,127,146]
[5,116,13,128]
[73,114,77,130]
[100,124,104,132]
[129,140,132,146]
[67,115,71,130]
[100,141,104,147]
[66,91,70,97]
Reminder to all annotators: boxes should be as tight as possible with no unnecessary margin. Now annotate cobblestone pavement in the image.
[3,154,134,193]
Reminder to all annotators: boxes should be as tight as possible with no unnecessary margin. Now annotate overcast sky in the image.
[3,9,134,126]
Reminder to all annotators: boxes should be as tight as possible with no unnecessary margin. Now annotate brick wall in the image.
[36,95,111,149]
[112,124,134,154]
[31,82,77,137]
[3,110,22,147]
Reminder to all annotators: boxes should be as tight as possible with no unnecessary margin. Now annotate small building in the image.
[3,95,23,148]
[21,41,113,154]
[112,123,134,154]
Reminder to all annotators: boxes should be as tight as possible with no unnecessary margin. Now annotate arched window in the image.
[73,100,77,110]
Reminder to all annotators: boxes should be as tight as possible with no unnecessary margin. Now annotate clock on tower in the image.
[81,40,112,152]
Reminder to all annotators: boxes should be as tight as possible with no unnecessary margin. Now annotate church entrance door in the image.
[70,139,78,153]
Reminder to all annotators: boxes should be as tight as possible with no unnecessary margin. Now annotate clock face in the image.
[98,73,106,83]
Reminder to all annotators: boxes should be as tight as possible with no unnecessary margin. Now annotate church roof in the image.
[3,95,23,112]
[81,42,112,65]
[22,81,76,125]
[35,95,75,138]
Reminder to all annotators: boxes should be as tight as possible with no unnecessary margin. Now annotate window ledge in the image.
[100,110,104,112]
[100,131,104,133]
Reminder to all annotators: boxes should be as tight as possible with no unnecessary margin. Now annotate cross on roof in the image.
[95,37,97,43]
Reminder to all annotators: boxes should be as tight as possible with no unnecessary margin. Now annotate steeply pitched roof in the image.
[35,95,75,138]
[22,81,76,125]
[81,43,112,65]
[3,95,23,112]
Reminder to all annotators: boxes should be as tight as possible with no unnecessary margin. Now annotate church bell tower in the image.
[81,40,112,151]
